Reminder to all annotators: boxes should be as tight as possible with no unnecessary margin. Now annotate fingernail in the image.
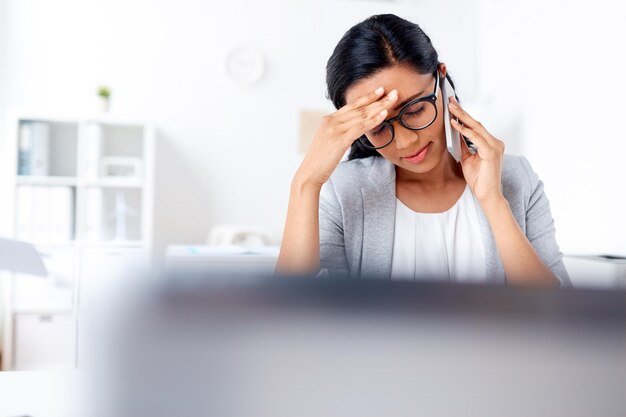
[375,87,384,95]
[389,89,398,97]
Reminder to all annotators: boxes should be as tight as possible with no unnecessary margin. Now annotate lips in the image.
[402,143,430,159]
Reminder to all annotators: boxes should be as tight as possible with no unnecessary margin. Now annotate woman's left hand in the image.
[448,96,506,207]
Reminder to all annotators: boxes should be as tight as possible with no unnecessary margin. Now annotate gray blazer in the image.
[319,155,570,285]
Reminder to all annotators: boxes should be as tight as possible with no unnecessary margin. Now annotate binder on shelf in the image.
[48,186,74,242]
[15,186,34,240]
[15,186,74,243]
[30,122,50,176]
[83,187,103,241]
[83,123,103,179]
[18,123,33,175]
[32,187,49,242]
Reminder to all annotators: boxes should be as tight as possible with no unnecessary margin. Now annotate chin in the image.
[402,160,437,173]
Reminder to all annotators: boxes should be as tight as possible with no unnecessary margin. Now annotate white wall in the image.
[478,0,626,254]
[0,0,623,258]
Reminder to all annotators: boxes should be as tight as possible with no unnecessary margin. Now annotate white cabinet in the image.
[13,312,76,370]
[13,246,76,311]
[1,113,155,371]
[78,246,148,307]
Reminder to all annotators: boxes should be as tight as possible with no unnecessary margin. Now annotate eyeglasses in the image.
[359,72,439,150]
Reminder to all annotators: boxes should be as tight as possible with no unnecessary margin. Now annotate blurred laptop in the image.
[88,271,626,417]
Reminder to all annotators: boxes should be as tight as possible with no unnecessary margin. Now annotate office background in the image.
[0,0,624,258]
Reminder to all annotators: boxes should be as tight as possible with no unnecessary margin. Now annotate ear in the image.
[437,62,447,79]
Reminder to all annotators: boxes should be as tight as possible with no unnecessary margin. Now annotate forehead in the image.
[344,64,433,105]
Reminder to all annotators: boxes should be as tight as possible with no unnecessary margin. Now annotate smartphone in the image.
[441,75,475,162]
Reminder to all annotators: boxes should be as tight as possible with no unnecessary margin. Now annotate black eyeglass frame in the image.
[358,71,440,150]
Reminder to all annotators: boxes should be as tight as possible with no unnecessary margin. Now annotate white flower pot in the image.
[99,97,110,112]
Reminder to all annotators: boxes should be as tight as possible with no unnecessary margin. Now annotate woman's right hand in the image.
[294,87,399,188]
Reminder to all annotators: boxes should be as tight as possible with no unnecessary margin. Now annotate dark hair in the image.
[326,14,457,160]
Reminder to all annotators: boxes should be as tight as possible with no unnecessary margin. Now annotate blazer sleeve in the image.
[318,178,350,277]
[519,157,571,286]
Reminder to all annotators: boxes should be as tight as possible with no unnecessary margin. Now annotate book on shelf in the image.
[15,186,74,243]
[18,122,51,176]
[16,185,34,238]
[49,186,74,242]
[83,187,103,241]
[18,123,32,175]
[83,123,103,179]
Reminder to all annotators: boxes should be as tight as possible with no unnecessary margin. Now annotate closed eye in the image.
[406,108,425,116]
[370,125,386,136]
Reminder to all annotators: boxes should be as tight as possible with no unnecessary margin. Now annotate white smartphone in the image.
[441,75,475,162]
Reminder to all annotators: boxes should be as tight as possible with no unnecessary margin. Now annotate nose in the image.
[393,123,420,152]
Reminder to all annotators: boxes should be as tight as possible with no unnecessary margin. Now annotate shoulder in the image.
[502,154,536,182]
[321,156,394,207]
[325,156,392,190]
[321,157,375,204]
[502,154,538,186]
[331,156,379,182]
[501,154,541,207]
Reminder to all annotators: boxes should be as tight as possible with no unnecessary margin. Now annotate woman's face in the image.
[344,63,450,176]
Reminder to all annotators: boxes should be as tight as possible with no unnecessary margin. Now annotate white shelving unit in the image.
[1,113,155,371]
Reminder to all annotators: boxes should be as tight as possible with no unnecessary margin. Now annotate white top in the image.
[390,185,486,282]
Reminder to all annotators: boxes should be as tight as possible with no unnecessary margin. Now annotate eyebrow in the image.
[393,88,427,111]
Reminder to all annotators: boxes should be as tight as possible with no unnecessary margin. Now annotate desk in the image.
[563,255,626,289]
[164,246,626,288]
[165,245,279,273]
[0,370,77,417]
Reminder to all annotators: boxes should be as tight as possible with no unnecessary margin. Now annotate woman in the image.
[275,14,569,286]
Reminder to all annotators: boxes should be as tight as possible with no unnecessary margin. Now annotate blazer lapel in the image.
[360,157,396,278]
[357,157,504,282]
[475,203,505,282]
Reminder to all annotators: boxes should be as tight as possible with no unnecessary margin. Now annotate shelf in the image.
[32,241,77,249]
[81,178,144,188]
[15,176,145,189]
[14,113,146,128]
[11,308,75,315]
[30,240,76,250]
[30,241,147,248]
[25,241,146,249]
[77,240,147,248]
[16,176,78,187]
[3,113,155,371]
[17,120,79,177]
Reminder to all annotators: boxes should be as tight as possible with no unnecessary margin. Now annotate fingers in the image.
[335,88,398,123]
[448,97,505,158]
[335,87,386,116]
[450,118,489,157]
[448,96,492,140]
[450,119,487,152]
[451,118,505,159]
[343,108,389,142]
[339,89,397,139]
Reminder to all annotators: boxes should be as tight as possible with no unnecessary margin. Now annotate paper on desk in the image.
[0,236,47,276]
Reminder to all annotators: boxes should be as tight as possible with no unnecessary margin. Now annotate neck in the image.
[395,153,464,191]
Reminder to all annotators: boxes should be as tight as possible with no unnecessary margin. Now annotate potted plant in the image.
[97,86,111,112]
